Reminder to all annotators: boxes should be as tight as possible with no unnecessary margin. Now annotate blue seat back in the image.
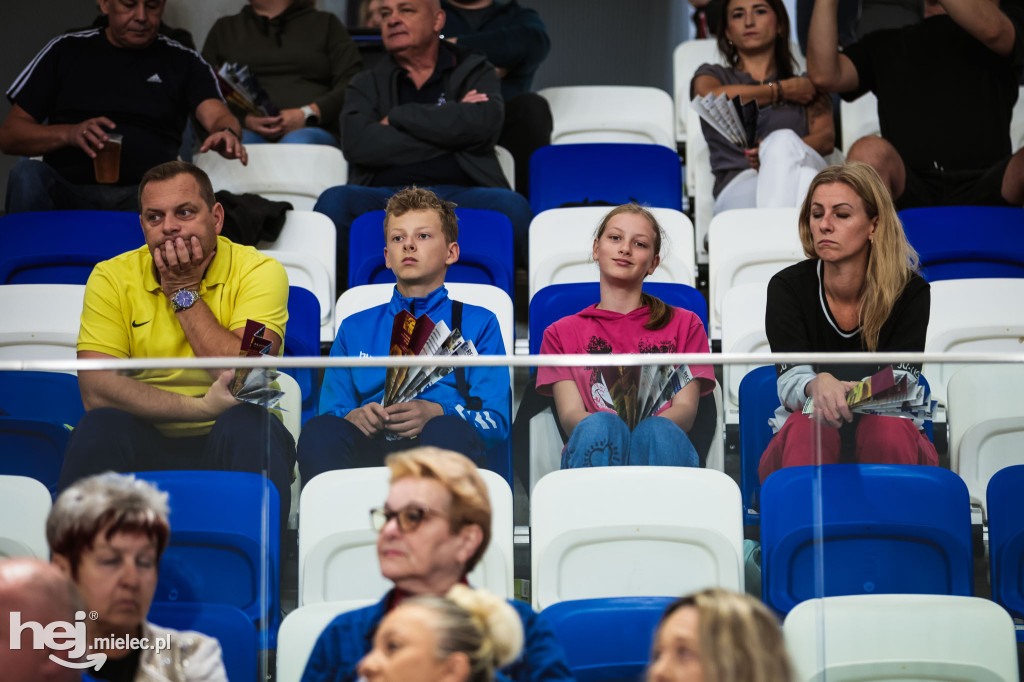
[529,144,683,215]
[348,209,515,300]
[0,417,70,495]
[529,282,709,356]
[542,597,673,682]
[283,286,322,424]
[135,471,281,649]
[738,366,778,525]
[761,464,974,615]
[0,371,84,427]
[0,211,143,284]
[147,602,258,682]
[740,370,936,527]
[988,464,1024,623]
[899,206,1024,281]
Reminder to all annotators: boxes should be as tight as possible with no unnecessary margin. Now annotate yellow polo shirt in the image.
[78,235,289,436]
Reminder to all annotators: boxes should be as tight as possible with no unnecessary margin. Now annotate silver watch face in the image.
[172,289,198,310]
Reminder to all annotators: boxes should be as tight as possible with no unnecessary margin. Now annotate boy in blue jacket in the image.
[297,187,510,482]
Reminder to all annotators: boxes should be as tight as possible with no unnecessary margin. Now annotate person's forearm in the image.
[939,0,1016,56]
[79,370,213,422]
[807,0,844,89]
[174,301,242,359]
[0,117,72,156]
[556,407,589,438]
[693,81,776,106]
[803,130,835,156]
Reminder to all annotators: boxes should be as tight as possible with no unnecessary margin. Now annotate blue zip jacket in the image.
[319,285,510,446]
[299,590,575,682]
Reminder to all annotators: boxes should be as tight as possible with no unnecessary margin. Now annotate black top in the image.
[441,0,551,100]
[370,45,473,187]
[842,8,1024,173]
[7,29,222,185]
[766,259,930,382]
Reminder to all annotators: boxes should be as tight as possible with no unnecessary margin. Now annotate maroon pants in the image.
[758,412,939,483]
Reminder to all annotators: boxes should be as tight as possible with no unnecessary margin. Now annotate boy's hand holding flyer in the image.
[382,310,479,439]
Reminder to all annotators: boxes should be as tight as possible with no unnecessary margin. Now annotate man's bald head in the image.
[0,558,84,682]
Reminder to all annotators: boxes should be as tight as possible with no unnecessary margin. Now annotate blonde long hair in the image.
[652,588,793,682]
[798,163,920,351]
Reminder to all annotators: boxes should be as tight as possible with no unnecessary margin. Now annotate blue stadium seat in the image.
[899,206,1024,281]
[987,464,1024,641]
[347,208,515,300]
[528,281,708,355]
[739,369,936,527]
[0,371,84,427]
[738,366,778,526]
[0,418,69,495]
[542,597,674,681]
[283,286,322,424]
[529,143,683,215]
[761,464,973,616]
[147,602,258,682]
[135,471,281,649]
[0,211,143,284]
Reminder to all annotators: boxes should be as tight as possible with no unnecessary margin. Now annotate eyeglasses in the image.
[370,505,448,533]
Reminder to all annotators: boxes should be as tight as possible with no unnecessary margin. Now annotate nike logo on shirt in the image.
[132,320,150,328]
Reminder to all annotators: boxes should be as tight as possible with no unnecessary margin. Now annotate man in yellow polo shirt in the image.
[59,160,294,517]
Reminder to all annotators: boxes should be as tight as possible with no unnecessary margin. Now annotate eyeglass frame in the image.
[369,504,450,533]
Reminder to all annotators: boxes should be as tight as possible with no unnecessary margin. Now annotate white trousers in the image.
[713,128,828,213]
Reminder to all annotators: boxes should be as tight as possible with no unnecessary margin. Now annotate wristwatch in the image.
[170,288,200,313]
[301,104,320,127]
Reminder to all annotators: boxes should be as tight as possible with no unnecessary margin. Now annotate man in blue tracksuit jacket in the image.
[296,187,510,482]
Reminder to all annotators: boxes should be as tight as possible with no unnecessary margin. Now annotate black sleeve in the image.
[766,270,816,378]
[7,39,61,119]
[183,48,225,113]
[838,38,873,101]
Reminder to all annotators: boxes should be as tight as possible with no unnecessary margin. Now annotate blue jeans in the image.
[563,412,699,468]
[296,413,485,487]
[313,183,533,290]
[242,128,340,147]
[6,159,138,214]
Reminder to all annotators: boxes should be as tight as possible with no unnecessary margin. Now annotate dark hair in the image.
[716,0,797,80]
[594,203,674,331]
[137,160,216,210]
[384,186,460,244]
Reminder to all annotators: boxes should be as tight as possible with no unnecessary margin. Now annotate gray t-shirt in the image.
[693,63,810,197]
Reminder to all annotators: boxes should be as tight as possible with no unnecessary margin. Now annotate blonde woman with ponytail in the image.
[759,162,938,482]
[536,204,716,468]
[357,585,524,682]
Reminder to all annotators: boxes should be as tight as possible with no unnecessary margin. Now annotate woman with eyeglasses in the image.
[300,447,573,682]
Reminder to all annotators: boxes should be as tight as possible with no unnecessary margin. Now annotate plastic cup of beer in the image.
[93,133,123,184]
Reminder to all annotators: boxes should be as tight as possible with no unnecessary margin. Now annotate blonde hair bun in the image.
[446,584,524,669]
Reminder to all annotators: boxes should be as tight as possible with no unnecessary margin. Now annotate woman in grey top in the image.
[692,0,835,212]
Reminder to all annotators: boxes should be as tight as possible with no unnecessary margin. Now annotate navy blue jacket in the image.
[299,590,574,681]
[319,285,510,447]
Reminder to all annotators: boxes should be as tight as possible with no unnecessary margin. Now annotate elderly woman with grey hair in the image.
[47,472,227,682]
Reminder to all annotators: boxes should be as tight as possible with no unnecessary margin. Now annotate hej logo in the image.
[8,610,107,671]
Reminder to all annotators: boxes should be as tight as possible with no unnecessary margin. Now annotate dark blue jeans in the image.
[313,183,533,290]
[296,413,485,487]
[60,404,296,525]
[5,159,138,213]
